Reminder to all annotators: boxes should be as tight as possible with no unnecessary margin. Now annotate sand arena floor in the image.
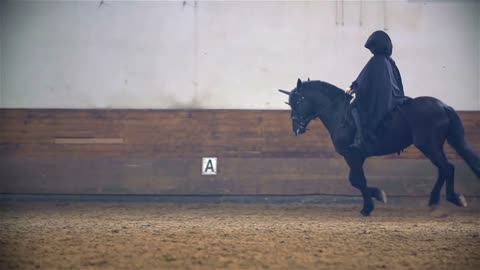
[1,202,480,269]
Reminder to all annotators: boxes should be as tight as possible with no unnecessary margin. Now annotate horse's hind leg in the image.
[428,151,448,208]
[417,144,467,208]
[444,160,467,207]
[429,170,445,208]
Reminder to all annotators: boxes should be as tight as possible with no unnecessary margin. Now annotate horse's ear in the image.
[278,89,291,95]
[308,77,310,81]
[297,78,302,89]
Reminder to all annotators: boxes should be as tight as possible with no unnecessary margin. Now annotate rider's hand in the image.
[346,87,353,95]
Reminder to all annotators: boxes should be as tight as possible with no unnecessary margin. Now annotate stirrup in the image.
[349,136,364,150]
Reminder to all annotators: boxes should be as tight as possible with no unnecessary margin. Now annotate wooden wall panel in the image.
[1,109,479,196]
[0,157,478,196]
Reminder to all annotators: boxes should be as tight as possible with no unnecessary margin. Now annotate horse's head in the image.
[279,79,318,136]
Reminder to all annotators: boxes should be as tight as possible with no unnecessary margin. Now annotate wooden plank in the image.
[54,138,124,144]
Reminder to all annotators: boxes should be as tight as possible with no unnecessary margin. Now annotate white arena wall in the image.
[0,0,479,110]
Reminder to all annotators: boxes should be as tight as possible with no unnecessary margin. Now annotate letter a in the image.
[204,159,215,173]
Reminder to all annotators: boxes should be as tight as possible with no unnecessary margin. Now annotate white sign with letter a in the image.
[202,157,217,175]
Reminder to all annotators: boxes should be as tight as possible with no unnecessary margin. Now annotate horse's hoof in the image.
[429,197,440,208]
[447,194,468,207]
[379,190,387,204]
[429,203,439,210]
[360,209,372,217]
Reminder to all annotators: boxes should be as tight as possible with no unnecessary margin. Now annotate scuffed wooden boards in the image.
[1,109,479,196]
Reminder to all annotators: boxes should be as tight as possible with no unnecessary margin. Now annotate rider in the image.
[346,30,408,151]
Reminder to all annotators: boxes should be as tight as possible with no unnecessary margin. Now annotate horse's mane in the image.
[302,80,351,101]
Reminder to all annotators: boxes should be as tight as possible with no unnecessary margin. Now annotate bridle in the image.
[280,82,353,134]
[290,91,321,132]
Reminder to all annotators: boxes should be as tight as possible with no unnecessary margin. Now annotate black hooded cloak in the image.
[351,30,408,131]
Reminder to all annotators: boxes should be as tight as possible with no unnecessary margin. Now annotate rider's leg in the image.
[350,106,365,149]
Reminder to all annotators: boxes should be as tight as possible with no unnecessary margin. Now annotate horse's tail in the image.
[445,106,480,177]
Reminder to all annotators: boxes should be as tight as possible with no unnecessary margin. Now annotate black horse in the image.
[279,79,480,216]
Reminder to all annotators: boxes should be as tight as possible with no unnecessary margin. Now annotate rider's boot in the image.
[349,107,365,150]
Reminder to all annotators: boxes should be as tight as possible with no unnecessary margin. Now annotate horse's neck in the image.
[316,95,349,137]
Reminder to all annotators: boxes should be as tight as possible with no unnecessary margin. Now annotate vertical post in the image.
[335,0,338,26]
[359,0,363,26]
[383,0,388,31]
[341,0,344,26]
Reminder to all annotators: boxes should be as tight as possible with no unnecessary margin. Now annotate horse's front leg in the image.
[345,157,383,216]
[349,167,374,216]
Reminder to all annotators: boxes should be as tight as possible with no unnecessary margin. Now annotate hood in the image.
[365,30,392,56]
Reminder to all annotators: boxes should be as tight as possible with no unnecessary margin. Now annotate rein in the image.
[341,93,354,124]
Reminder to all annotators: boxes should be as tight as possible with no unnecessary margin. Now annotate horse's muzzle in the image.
[292,117,308,136]
[294,126,306,136]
